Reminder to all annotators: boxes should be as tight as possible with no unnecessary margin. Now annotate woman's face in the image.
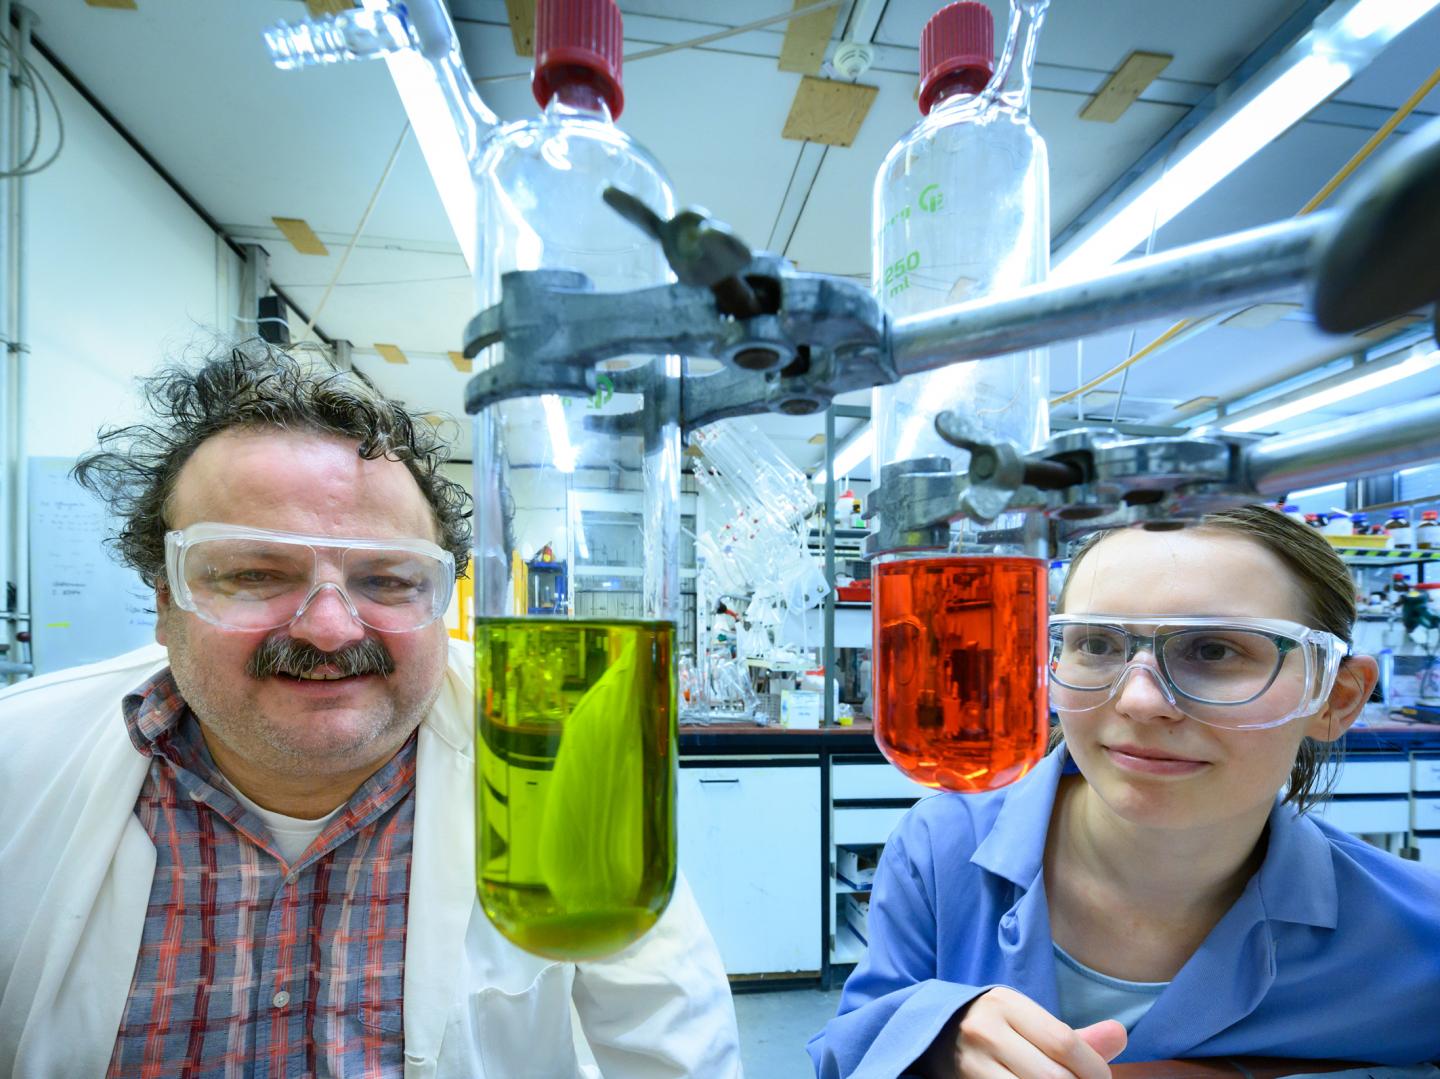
[1056,527,1362,832]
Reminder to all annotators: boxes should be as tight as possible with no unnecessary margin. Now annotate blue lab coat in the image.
[808,749,1440,1078]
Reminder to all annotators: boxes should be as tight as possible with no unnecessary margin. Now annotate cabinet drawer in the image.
[1330,757,1410,796]
[1314,797,1410,834]
[834,805,910,845]
[833,763,934,801]
[1412,796,1440,831]
[1413,755,1440,794]
[1414,835,1440,865]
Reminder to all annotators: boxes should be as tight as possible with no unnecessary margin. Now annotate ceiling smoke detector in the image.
[832,41,875,80]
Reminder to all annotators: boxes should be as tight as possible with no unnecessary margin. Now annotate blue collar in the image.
[969,744,1339,929]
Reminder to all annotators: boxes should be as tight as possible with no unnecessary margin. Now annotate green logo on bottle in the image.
[589,374,615,410]
[918,184,944,213]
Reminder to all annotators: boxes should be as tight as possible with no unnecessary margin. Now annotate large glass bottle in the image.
[469,0,680,960]
[869,0,1051,793]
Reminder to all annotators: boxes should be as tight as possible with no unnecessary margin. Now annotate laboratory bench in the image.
[675,719,1440,989]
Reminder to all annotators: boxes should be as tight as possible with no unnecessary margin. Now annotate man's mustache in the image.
[247,634,396,679]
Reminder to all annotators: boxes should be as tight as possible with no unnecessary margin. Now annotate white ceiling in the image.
[23,0,1440,478]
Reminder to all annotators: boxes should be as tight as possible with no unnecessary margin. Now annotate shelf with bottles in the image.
[1340,549,1440,568]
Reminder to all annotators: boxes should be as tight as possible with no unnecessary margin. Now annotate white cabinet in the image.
[828,762,931,967]
[1313,796,1410,834]
[1414,754,1440,794]
[833,762,933,800]
[677,760,822,975]
[1329,757,1410,794]
[1316,754,1412,840]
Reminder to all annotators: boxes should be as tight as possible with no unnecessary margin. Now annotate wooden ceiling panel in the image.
[505,0,537,58]
[778,0,842,75]
[782,77,878,147]
[1079,51,1173,123]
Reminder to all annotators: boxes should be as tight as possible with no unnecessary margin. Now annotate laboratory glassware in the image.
[869,0,1052,792]
[470,0,680,961]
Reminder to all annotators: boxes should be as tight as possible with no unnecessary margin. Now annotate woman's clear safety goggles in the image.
[164,523,456,634]
[1047,615,1349,730]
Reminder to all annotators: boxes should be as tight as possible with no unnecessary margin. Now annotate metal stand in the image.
[462,114,1440,549]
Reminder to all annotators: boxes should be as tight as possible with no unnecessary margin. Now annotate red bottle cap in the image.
[918,1,994,116]
[532,0,625,119]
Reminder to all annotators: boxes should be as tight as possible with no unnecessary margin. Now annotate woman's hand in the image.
[916,987,1128,1079]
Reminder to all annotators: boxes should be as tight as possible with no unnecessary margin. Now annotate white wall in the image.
[23,49,241,456]
[4,50,242,677]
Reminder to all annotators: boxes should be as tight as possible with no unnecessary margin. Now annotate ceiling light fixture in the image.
[543,395,578,473]
[813,424,874,485]
[1054,0,1440,278]
[1223,347,1440,433]
[359,0,493,271]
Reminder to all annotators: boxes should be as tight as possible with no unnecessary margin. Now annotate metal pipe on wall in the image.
[2,4,31,683]
[0,0,16,683]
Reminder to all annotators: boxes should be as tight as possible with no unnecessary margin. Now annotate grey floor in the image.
[733,987,843,1079]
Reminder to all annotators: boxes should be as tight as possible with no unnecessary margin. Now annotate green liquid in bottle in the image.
[475,617,678,960]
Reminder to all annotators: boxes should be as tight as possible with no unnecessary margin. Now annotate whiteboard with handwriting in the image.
[28,457,157,676]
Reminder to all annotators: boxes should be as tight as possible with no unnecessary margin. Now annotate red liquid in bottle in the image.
[872,555,1048,792]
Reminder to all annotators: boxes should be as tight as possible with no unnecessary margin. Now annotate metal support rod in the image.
[1244,394,1440,497]
[822,406,836,729]
[891,214,1330,379]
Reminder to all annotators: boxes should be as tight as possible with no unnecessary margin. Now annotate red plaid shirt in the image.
[107,670,417,1079]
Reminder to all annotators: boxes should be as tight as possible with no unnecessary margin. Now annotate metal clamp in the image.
[864,423,1267,558]
[463,226,892,430]
[460,116,1440,491]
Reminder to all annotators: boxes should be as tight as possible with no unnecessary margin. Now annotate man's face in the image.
[156,428,451,784]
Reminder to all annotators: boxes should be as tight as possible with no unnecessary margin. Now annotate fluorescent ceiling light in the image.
[362,0,480,270]
[1288,481,1346,502]
[814,425,874,485]
[1054,0,1440,278]
[1224,348,1440,433]
[377,48,476,270]
[1056,55,1348,276]
[543,394,578,472]
[1336,0,1440,38]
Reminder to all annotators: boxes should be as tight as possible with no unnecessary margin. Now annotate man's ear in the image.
[154,580,171,646]
[1303,655,1378,743]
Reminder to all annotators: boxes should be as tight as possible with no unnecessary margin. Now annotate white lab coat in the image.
[0,643,742,1078]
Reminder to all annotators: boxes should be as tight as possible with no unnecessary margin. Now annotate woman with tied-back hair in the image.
[811,505,1440,1079]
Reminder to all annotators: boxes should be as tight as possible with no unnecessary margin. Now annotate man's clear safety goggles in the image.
[164,523,455,634]
[1047,614,1349,730]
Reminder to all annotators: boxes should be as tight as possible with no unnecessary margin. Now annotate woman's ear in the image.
[1303,655,1378,743]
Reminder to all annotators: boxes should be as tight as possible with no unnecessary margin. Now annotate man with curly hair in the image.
[0,339,740,1078]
